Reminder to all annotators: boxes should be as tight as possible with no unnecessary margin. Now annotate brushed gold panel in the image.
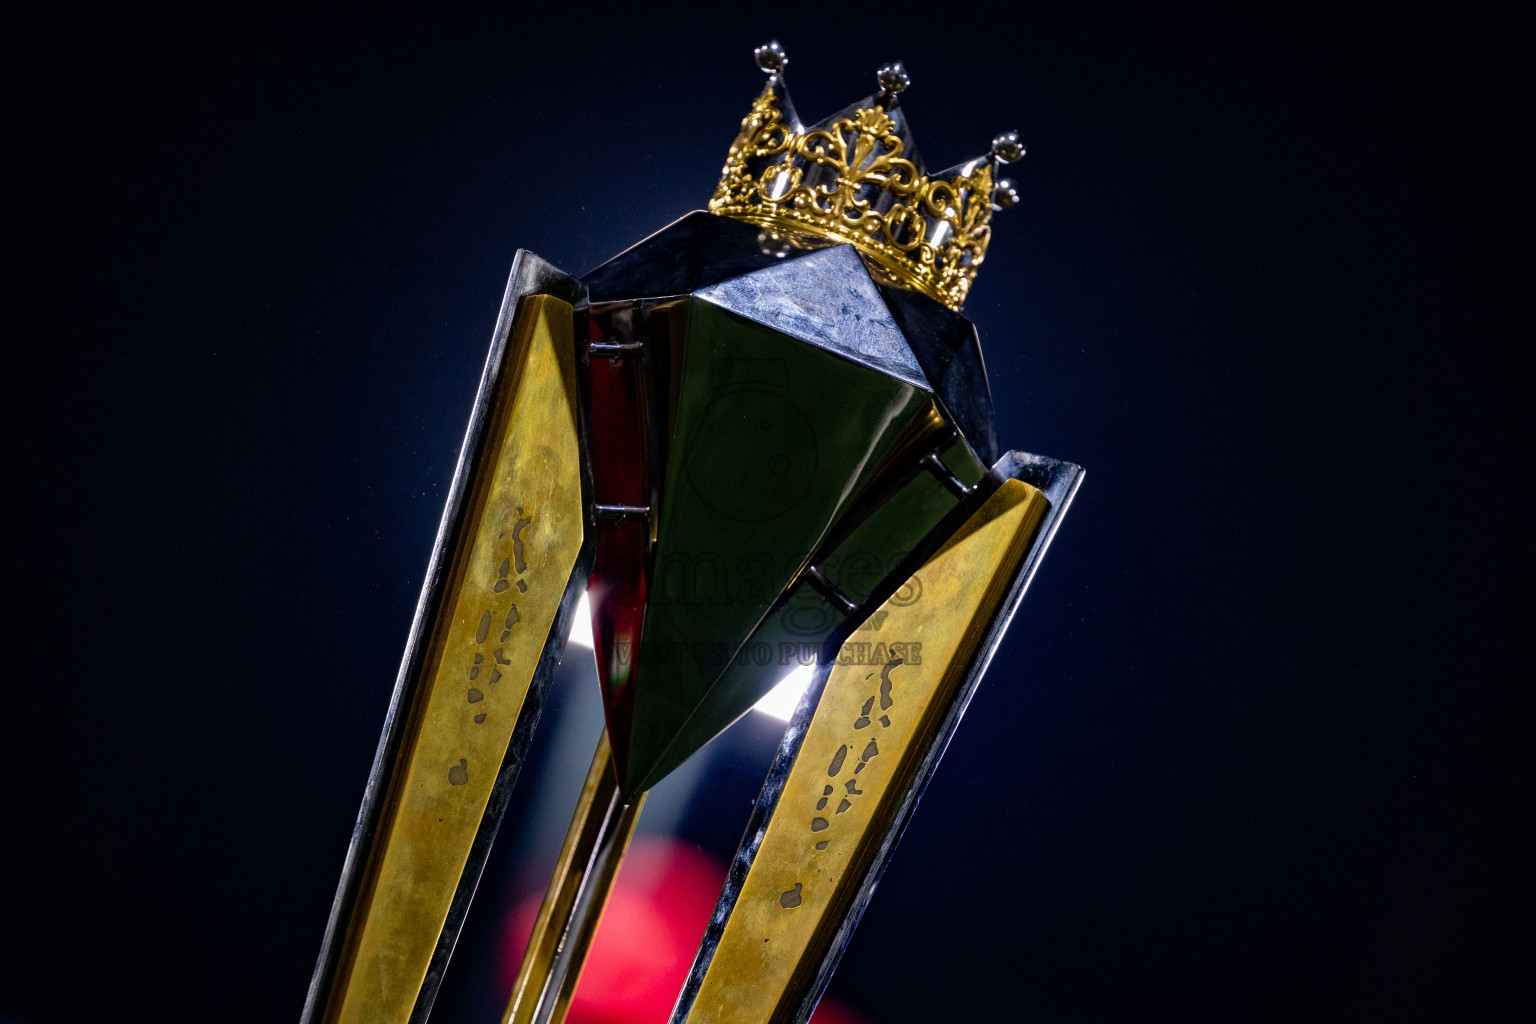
[685,479,1048,1024]
[326,295,584,1024]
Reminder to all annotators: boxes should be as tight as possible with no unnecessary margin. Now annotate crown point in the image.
[993,178,1021,210]
[991,131,1026,163]
[755,40,787,73]
[876,61,910,95]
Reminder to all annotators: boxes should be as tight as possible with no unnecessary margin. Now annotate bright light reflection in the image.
[568,592,594,648]
[570,596,810,721]
[752,665,815,721]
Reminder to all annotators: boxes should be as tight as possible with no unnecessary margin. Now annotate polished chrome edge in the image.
[300,251,588,1024]
[669,450,1083,1024]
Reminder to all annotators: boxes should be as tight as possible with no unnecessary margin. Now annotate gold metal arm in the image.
[314,291,586,1024]
[679,479,1050,1023]
[503,732,645,1024]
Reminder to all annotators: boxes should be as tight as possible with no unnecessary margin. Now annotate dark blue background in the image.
[4,4,1529,1022]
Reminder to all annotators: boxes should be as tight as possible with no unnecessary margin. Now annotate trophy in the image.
[302,41,1083,1024]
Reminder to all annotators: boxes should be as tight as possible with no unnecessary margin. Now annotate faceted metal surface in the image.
[583,210,1000,464]
[583,212,827,305]
[815,433,987,606]
[695,244,930,391]
[621,299,931,794]
[679,428,987,779]
[577,222,1008,795]
[876,283,1000,464]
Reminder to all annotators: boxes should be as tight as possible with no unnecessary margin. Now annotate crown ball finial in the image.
[755,40,787,73]
[991,131,1026,163]
[876,61,911,94]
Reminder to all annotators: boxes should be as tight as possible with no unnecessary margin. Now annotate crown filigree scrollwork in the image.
[710,88,998,310]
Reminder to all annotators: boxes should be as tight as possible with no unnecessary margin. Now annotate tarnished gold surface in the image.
[710,87,996,310]
[503,734,645,1024]
[685,480,1048,1023]
[325,295,584,1024]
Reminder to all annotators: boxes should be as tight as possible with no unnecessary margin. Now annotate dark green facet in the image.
[818,434,987,604]
[633,432,987,790]
[620,299,929,793]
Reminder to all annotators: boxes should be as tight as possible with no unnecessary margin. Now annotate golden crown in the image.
[709,42,1024,310]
